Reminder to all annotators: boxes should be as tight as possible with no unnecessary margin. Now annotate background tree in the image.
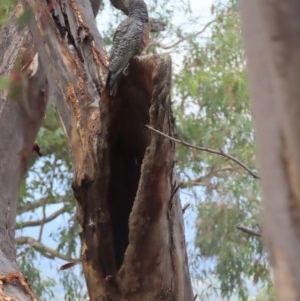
[240,0,300,300]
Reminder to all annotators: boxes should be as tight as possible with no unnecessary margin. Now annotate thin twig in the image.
[237,225,261,238]
[17,195,66,214]
[146,125,259,179]
[146,17,218,52]
[16,236,76,261]
[16,206,68,229]
[160,18,218,50]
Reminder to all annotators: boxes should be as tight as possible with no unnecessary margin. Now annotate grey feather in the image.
[107,0,149,97]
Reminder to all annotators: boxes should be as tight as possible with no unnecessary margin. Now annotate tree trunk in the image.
[240,1,300,300]
[0,3,48,300]
[0,1,193,300]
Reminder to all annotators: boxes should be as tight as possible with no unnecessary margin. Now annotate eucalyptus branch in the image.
[146,17,218,52]
[237,225,261,238]
[146,125,259,179]
[17,195,66,215]
[16,206,69,229]
[18,198,48,214]
[160,18,217,50]
[16,236,76,262]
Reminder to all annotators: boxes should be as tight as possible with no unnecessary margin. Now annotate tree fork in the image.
[17,0,193,299]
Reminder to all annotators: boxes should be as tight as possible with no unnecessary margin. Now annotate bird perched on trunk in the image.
[107,0,150,97]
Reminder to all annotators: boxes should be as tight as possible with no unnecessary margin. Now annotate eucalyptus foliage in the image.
[172,1,271,300]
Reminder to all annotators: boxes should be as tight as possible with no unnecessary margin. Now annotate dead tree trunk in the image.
[0,0,193,300]
[240,1,300,300]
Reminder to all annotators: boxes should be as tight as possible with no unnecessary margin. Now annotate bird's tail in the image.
[107,70,123,97]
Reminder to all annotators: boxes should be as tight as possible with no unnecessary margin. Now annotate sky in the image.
[97,0,215,34]
[178,0,214,20]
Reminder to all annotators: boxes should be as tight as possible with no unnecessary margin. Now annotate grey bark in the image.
[0,4,48,300]
[240,1,300,299]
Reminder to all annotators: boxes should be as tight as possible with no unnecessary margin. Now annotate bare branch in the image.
[146,125,259,179]
[154,18,218,50]
[237,225,261,238]
[145,16,220,53]
[17,196,66,215]
[16,206,69,229]
[16,236,76,262]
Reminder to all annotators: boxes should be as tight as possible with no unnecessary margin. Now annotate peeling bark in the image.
[240,1,300,300]
[0,0,193,300]
[0,4,48,300]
